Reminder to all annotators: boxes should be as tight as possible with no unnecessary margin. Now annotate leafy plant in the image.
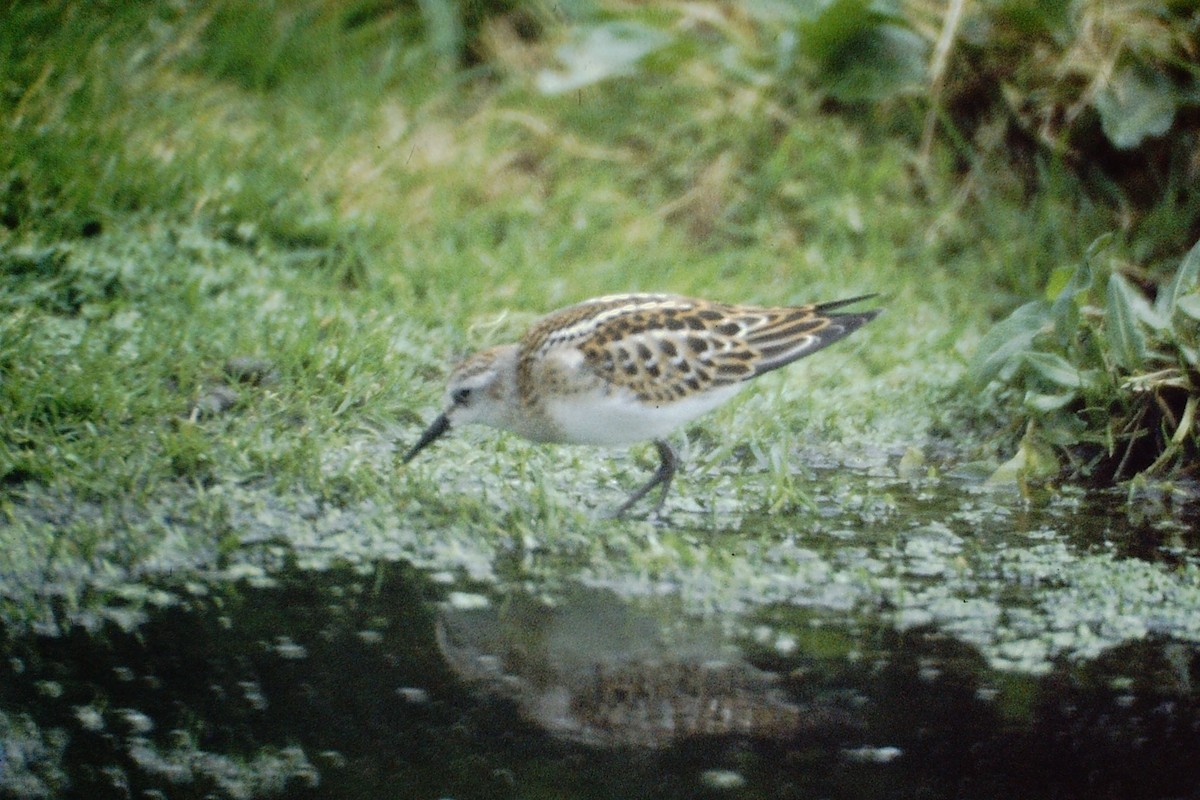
[969,236,1200,484]
[789,0,929,102]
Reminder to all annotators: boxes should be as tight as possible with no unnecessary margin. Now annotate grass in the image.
[1,1,1196,625]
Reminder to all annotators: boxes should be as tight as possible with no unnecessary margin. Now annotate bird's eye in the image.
[451,387,472,406]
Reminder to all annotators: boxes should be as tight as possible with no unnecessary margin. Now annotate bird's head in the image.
[401,345,517,462]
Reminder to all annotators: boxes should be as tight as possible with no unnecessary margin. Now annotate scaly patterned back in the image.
[516,293,878,405]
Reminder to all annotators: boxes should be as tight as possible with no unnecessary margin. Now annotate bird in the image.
[402,293,879,517]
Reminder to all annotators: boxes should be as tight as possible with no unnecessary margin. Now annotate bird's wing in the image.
[519,294,879,404]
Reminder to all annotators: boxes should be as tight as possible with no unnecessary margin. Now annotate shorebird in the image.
[403,293,879,516]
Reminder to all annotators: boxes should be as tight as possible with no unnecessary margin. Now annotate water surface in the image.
[2,468,1199,799]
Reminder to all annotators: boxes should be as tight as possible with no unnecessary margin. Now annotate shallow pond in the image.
[2,464,1200,799]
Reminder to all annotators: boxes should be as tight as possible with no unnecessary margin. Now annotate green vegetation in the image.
[1,0,1198,624]
[970,237,1199,485]
[793,0,1200,485]
[912,0,1200,484]
[921,0,1200,277]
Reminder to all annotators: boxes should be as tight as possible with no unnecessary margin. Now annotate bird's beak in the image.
[401,412,451,463]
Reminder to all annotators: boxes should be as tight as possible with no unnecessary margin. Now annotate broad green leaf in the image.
[1094,65,1178,150]
[986,429,1060,485]
[967,300,1051,390]
[1049,256,1093,339]
[1043,265,1075,302]
[1083,231,1115,267]
[1023,351,1096,389]
[1156,238,1200,317]
[1023,390,1077,413]
[536,22,672,95]
[820,24,928,101]
[797,0,925,101]
[1122,277,1168,331]
[1037,412,1088,447]
[1106,273,1147,369]
[1176,293,1200,321]
[797,0,896,61]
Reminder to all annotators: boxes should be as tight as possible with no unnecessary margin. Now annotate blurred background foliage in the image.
[5,0,1196,278]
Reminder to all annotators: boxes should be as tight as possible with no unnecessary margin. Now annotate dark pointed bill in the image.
[402,413,451,463]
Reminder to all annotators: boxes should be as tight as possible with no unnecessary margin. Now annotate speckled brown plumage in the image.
[514,293,878,406]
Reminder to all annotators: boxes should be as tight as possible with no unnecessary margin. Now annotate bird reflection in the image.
[436,589,860,748]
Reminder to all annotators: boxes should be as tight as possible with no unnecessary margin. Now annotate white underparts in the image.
[541,383,744,446]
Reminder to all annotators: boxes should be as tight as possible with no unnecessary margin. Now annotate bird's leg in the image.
[611,439,677,519]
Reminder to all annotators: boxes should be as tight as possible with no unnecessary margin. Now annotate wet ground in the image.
[2,464,1200,799]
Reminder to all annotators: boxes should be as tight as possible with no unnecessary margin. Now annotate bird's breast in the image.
[539,383,743,446]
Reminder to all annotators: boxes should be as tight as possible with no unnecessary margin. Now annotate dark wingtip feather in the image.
[813,294,880,313]
[749,297,880,376]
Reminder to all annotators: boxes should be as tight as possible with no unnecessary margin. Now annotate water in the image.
[2,471,1200,799]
